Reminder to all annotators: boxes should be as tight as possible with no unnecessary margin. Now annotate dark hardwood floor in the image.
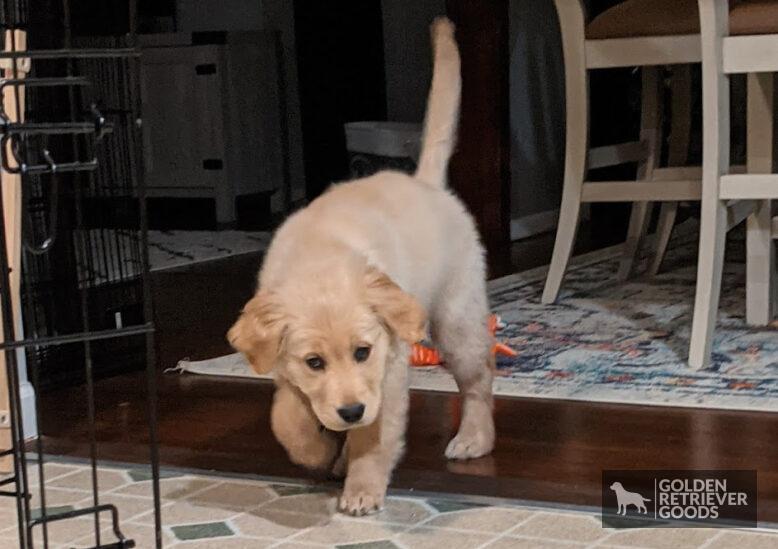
[37,230,778,524]
[39,372,778,523]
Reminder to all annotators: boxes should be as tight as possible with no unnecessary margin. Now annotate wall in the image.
[381,0,445,122]
[260,0,306,208]
[176,0,263,31]
[508,0,565,236]
[381,0,565,238]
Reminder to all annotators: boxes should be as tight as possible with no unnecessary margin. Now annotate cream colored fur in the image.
[228,17,494,516]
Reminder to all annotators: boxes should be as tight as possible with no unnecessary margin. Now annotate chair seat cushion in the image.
[586,0,778,40]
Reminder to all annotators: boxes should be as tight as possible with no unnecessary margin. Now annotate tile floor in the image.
[0,462,776,548]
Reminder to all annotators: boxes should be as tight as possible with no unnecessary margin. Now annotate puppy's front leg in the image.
[339,350,409,516]
[339,420,389,515]
[271,379,341,471]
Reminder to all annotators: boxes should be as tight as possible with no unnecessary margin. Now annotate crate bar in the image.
[0,128,32,547]
[0,324,153,350]
[1,121,114,136]
[0,48,139,59]
[10,25,47,548]
[0,76,90,89]
[130,46,163,547]
[0,23,33,548]
[61,1,103,540]
[9,158,99,175]
[30,503,135,548]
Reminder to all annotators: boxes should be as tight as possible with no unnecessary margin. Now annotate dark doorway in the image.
[294,0,387,200]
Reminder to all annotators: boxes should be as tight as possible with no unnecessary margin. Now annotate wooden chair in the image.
[543,0,704,305]
[691,0,778,368]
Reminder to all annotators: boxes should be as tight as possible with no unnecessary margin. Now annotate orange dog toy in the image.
[410,314,516,366]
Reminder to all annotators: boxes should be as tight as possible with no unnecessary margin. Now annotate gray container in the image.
[344,121,422,178]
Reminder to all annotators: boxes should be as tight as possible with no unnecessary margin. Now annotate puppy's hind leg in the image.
[271,379,342,471]
[432,275,495,460]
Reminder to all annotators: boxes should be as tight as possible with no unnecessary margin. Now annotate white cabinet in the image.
[139,32,283,225]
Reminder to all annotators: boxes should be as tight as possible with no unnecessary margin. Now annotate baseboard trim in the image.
[20,380,37,439]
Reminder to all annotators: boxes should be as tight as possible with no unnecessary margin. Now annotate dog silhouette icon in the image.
[610,482,651,515]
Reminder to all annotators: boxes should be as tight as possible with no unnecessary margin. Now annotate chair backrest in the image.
[701,0,778,75]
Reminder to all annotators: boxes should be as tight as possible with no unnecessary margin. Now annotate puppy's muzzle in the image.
[337,403,365,424]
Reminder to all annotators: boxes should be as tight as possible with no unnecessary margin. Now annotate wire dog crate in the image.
[0,0,162,547]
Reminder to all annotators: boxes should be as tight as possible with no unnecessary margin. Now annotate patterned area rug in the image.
[426,231,778,411]
[147,230,272,271]
[2,460,775,548]
[80,230,272,286]
[174,224,778,412]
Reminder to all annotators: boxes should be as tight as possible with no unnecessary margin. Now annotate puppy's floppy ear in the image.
[228,290,286,374]
[364,268,426,344]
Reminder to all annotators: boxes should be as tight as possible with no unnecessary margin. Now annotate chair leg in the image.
[746,202,775,325]
[690,0,730,369]
[774,212,778,317]
[618,66,661,281]
[543,178,585,305]
[650,202,678,275]
[617,202,652,281]
[651,65,692,276]
[745,72,774,326]
[689,201,728,369]
[543,1,587,304]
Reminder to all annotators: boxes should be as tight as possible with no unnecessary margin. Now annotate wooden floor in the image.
[37,227,778,524]
[39,373,778,523]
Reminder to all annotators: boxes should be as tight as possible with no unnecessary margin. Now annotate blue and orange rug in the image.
[175,223,778,412]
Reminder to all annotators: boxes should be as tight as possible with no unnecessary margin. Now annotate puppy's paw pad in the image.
[339,489,384,516]
[445,432,494,460]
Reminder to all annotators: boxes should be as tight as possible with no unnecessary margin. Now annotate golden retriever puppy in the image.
[228,17,494,516]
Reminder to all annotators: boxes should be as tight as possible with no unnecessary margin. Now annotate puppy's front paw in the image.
[445,426,494,460]
[339,482,385,516]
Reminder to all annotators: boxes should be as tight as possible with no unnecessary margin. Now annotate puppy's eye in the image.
[353,346,371,363]
[305,355,326,370]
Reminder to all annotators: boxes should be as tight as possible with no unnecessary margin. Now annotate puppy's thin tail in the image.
[415,17,461,189]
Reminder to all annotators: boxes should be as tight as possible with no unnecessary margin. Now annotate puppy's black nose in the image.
[337,403,365,423]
